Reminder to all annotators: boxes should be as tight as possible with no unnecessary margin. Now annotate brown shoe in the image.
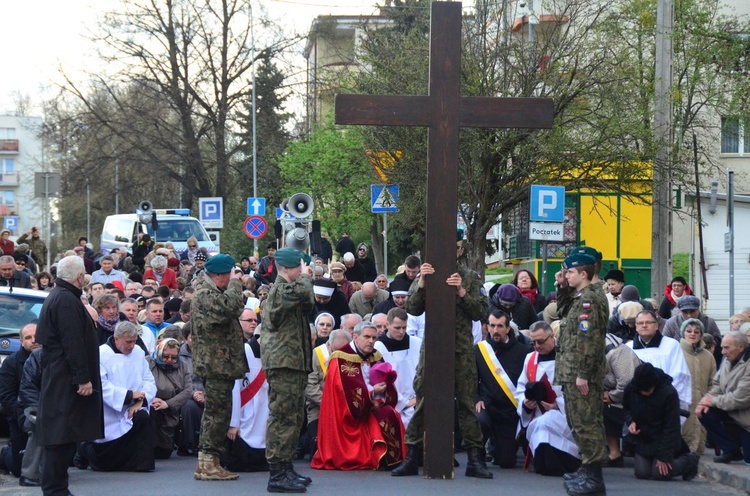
[194,452,239,481]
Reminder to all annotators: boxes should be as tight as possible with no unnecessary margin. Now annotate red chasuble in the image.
[311,343,406,470]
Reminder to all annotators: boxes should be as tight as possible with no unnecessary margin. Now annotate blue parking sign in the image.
[199,197,223,229]
[529,185,565,222]
[4,216,17,232]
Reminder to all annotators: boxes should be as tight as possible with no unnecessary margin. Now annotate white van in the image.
[100,209,218,256]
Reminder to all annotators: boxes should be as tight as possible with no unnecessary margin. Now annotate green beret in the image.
[572,246,602,261]
[204,253,236,274]
[563,253,596,268]
[275,248,310,268]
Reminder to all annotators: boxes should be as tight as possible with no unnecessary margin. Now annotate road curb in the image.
[699,460,750,494]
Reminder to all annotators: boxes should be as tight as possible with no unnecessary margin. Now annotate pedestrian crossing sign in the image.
[371,185,399,213]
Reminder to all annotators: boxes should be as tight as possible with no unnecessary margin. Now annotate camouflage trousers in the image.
[405,349,483,449]
[562,381,607,465]
[198,378,235,456]
[265,368,307,464]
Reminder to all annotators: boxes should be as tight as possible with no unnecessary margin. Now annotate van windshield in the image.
[145,219,210,243]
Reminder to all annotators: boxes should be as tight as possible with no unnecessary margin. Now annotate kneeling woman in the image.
[148,338,194,459]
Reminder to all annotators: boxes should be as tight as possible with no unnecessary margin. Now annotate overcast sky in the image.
[0,0,380,114]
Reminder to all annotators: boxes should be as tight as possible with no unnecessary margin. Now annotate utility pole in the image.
[651,0,674,298]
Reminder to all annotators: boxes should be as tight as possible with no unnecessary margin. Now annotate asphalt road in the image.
[0,452,745,496]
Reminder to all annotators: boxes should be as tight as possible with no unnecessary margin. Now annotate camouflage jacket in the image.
[555,283,608,385]
[406,264,487,354]
[17,234,48,268]
[191,273,248,380]
[260,275,315,373]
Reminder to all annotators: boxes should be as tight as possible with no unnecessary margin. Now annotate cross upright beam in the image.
[334,1,554,479]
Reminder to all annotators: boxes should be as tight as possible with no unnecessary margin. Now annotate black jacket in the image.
[0,347,31,418]
[488,296,538,331]
[623,368,684,462]
[475,333,530,418]
[35,278,104,445]
[18,347,42,412]
[344,260,367,284]
[359,256,378,282]
[0,270,32,289]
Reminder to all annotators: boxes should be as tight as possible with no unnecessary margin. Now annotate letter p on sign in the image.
[530,185,565,222]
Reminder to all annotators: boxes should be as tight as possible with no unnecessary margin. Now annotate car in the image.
[100,209,219,257]
[0,287,48,364]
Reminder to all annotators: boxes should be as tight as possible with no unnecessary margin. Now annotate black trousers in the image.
[7,414,27,477]
[534,443,581,477]
[41,442,76,496]
[477,408,519,468]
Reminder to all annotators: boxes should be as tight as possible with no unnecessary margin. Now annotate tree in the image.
[277,120,374,260]
[220,55,294,257]
[345,0,750,275]
[62,0,298,208]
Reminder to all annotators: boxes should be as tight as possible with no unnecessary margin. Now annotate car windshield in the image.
[145,220,210,243]
[0,293,45,337]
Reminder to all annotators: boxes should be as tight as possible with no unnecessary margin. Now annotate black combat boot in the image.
[465,447,493,479]
[267,464,306,493]
[285,462,312,486]
[564,463,606,496]
[563,464,585,481]
[391,444,421,476]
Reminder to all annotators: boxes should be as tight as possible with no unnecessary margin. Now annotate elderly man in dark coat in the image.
[35,255,104,496]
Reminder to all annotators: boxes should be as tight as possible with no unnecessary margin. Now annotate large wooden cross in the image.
[335,1,554,479]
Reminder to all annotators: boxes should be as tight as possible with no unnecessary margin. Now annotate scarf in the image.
[152,338,180,371]
[519,288,538,305]
[98,314,119,334]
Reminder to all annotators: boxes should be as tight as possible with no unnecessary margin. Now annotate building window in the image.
[721,117,750,155]
[0,159,14,173]
[0,190,14,205]
[0,128,15,139]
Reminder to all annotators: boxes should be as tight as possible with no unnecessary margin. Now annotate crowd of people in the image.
[0,229,749,496]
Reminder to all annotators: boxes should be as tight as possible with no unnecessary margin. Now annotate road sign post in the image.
[247,197,266,216]
[372,185,399,275]
[529,185,566,292]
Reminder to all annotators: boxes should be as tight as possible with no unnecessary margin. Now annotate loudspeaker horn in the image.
[287,193,314,218]
[285,227,310,252]
[139,201,153,213]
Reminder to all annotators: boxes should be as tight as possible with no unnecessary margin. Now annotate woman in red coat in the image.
[0,229,14,256]
[144,255,178,290]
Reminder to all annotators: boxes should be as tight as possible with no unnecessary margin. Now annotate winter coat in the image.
[680,338,716,453]
[623,368,683,462]
[35,279,104,445]
[147,356,193,450]
[708,346,750,431]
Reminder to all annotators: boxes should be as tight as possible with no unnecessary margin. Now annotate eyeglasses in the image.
[531,335,552,346]
[635,321,657,326]
[240,318,258,323]
[358,248,366,252]
[684,328,702,334]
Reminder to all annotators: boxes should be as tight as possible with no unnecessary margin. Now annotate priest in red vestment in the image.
[311,322,406,470]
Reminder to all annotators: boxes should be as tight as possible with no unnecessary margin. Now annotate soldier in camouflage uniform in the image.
[392,232,492,479]
[260,248,315,493]
[17,227,48,272]
[555,252,608,496]
[191,254,247,481]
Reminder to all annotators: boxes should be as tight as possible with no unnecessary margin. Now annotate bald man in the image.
[348,282,389,318]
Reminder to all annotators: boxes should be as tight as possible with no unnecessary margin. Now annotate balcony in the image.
[0,172,18,186]
[0,140,19,154]
[0,204,17,216]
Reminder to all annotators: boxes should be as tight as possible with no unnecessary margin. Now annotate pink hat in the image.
[370,362,397,385]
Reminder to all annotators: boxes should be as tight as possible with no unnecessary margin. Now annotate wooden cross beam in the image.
[335,1,554,479]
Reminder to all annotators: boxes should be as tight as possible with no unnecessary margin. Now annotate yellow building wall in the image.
[579,195,618,261]
[619,195,652,259]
